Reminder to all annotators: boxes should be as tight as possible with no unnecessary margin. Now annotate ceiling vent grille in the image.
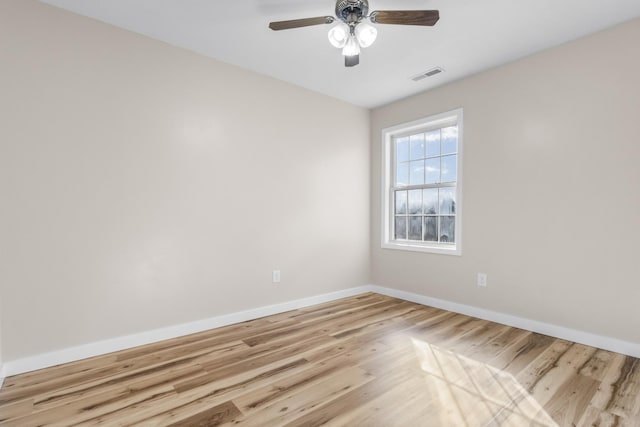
[411,67,444,82]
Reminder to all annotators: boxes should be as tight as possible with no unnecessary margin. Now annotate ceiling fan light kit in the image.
[269,0,439,67]
[354,23,377,48]
[327,24,349,48]
[342,33,361,57]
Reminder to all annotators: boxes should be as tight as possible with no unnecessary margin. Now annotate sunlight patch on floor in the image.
[411,338,558,426]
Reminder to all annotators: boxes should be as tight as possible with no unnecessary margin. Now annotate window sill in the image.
[381,241,461,256]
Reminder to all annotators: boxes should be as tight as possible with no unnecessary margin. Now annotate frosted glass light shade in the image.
[342,34,360,56]
[355,22,377,48]
[328,25,349,48]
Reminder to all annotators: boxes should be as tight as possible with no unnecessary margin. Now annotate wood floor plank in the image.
[528,343,598,406]
[282,367,416,427]
[0,384,176,427]
[489,332,557,374]
[164,400,242,427]
[0,399,34,423]
[176,335,334,393]
[284,294,396,324]
[241,299,401,347]
[608,357,640,420]
[576,353,632,427]
[2,293,639,426]
[73,358,310,426]
[545,373,600,426]
[516,338,574,393]
[235,366,375,427]
[31,364,207,426]
[30,342,242,411]
[113,318,275,362]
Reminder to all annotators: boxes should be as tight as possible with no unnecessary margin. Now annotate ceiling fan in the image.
[268,0,439,67]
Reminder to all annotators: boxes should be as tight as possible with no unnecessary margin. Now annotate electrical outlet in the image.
[477,273,487,287]
[272,270,281,283]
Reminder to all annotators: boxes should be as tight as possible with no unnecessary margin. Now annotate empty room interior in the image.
[1,0,640,425]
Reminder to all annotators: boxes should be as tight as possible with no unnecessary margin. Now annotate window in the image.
[381,109,463,255]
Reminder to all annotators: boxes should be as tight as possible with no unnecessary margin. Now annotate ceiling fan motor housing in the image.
[335,0,369,23]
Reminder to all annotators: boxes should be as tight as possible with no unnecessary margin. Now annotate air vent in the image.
[411,67,444,82]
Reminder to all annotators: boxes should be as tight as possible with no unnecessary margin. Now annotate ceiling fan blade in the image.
[369,10,439,26]
[345,54,359,67]
[269,16,335,31]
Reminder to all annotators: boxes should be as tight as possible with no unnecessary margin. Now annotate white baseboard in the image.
[3,286,371,377]
[369,284,640,359]
[0,364,5,389]
[4,284,640,378]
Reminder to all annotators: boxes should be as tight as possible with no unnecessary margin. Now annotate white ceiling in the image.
[40,0,640,108]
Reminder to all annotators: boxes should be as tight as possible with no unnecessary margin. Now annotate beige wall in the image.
[0,1,370,361]
[371,19,640,344]
[1,1,638,365]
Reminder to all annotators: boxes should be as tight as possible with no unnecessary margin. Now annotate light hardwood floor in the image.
[1,293,639,426]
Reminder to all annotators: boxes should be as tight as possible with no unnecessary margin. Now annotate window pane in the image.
[423,217,438,242]
[409,160,425,185]
[396,162,409,186]
[408,189,422,214]
[442,126,458,154]
[409,216,422,240]
[439,187,456,215]
[395,216,407,240]
[440,216,455,243]
[441,155,457,183]
[425,158,440,184]
[385,113,462,252]
[423,188,438,214]
[396,137,409,163]
[425,130,440,157]
[409,134,425,160]
[395,191,407,214]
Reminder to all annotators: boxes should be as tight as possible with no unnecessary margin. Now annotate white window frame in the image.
[381,108,463,256]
